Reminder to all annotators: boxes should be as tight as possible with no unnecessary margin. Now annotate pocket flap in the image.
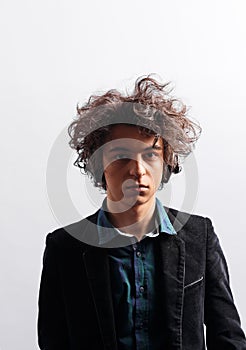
[184,276,204,289]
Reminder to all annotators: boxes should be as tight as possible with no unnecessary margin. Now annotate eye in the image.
[144,152,159,160]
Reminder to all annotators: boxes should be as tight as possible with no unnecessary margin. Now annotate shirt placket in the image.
[133,242,149,350]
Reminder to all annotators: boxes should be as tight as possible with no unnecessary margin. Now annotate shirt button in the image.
[139,286,145,293]
[136,251,142,257]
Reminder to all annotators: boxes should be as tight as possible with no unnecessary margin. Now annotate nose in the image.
[128,157,146,178]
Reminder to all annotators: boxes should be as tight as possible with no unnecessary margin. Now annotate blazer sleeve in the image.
[204,218,246,350]
[38,234,69,350]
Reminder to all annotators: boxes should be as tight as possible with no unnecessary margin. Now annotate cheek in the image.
[104,165,117,178]
[148,162,164,181]
[153,173,163,186]
[104,166,122,186]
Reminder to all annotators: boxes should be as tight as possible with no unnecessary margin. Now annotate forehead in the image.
[105,124,162,148]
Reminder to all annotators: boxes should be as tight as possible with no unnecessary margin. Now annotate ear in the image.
[162,165,172,183]
[162,163,181,183]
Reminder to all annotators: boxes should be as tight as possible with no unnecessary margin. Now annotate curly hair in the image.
[68,75,201,190]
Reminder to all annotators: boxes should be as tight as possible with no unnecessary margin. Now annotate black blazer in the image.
[38,207,246,350]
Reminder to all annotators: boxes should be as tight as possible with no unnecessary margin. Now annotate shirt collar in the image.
[97,197,176,246]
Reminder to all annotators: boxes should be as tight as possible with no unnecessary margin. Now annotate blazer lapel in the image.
[159,214,185,349]
[83,247,118,350]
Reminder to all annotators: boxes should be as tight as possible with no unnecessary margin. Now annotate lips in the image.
[126,184,149,189]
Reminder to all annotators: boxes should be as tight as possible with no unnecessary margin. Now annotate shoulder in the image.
[166,206,211,230]
[165,206,214,247]
[164,208,219,268]
[45,210,100,250]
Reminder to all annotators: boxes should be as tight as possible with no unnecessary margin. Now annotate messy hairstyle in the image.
[68,75,201,190]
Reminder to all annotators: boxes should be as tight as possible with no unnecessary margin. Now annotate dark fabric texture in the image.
[107,239,166,350]
[37,207,246,350]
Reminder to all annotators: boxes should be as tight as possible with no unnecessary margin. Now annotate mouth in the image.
[126,184,149,190]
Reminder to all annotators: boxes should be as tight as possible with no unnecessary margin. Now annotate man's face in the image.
[102,124,164,211]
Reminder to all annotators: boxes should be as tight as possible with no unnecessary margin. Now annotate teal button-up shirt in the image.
[97,198,176,350]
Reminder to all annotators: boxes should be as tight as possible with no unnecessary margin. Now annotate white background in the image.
[1,0,246,349]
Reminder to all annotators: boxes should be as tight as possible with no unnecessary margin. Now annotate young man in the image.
[38,77,246,349]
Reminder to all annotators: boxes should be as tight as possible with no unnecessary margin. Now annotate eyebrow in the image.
[108,145,163,152]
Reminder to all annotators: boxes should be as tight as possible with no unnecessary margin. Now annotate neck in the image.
[105,197,156,239]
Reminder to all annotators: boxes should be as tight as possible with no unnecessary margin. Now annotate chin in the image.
[130,196,152,206]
